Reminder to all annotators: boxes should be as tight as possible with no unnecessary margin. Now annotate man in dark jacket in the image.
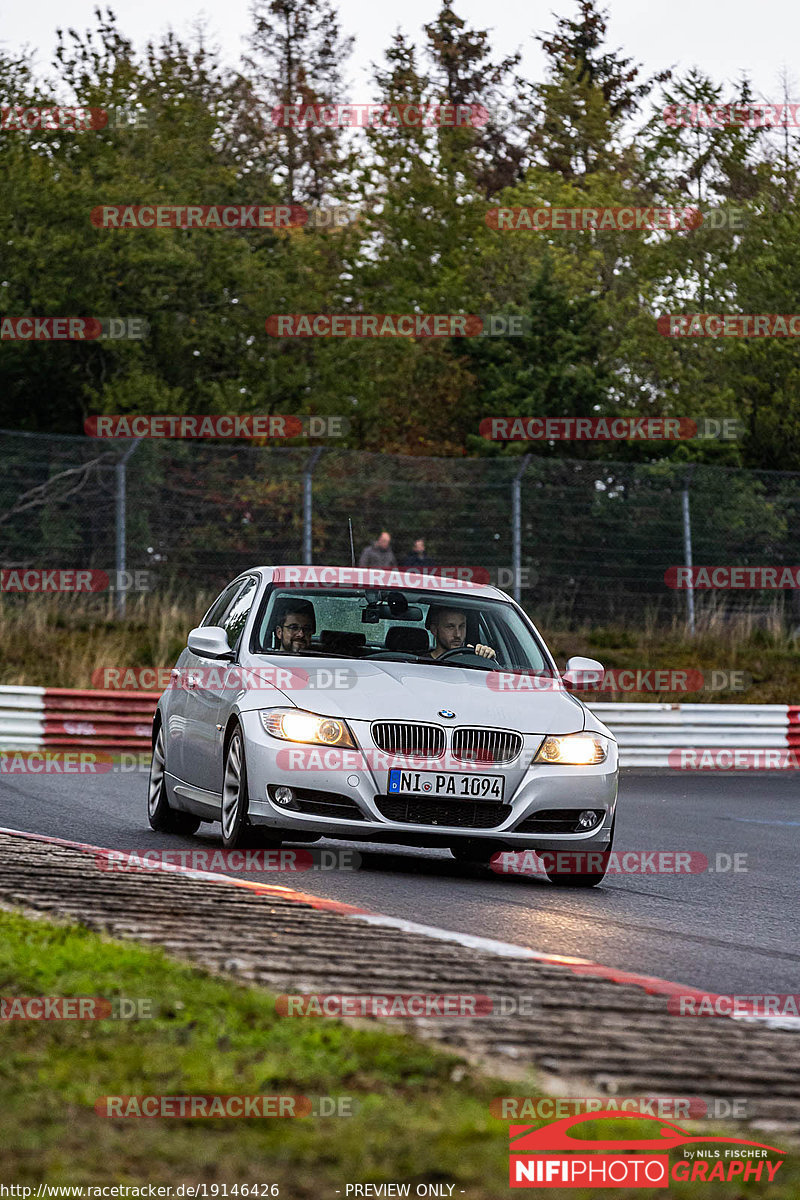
[358,530,398,569]
[401,537,433,571]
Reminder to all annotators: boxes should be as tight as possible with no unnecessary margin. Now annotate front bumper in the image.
[239,711,618,848]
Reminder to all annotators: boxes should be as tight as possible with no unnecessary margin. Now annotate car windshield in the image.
[251,586,554,674]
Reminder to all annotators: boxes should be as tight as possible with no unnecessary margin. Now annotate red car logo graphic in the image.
[510,1112,784,1154]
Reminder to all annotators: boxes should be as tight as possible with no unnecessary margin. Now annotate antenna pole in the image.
[348,518,356,567]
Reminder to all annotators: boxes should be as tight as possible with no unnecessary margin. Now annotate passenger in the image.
[425,606,496,660]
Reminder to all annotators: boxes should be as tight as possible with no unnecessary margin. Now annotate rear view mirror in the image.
[362,603,424,622]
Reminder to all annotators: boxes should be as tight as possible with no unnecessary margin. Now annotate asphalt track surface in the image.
[0,768,796,997]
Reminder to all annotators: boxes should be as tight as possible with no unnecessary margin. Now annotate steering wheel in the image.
[434,647,501,670]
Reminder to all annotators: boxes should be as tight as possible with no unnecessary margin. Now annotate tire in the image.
[541,815,616,888]
[221,727,282,849]
[147,724,201,834]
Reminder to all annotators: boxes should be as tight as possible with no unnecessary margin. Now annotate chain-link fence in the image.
[1,429,799,625]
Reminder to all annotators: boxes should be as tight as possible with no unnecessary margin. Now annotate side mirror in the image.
[187,626,235,660]
[562,655,604,691]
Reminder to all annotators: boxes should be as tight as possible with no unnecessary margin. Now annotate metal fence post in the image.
[512,455,532,603]
[115,439,141,619]
[303,448,324,564]
[682,467,696,635]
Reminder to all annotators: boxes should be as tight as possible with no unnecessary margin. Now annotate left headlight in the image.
[534,733,609,766]
[260,708,357,748]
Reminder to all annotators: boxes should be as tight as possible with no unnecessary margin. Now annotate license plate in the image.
[388,769,504,800]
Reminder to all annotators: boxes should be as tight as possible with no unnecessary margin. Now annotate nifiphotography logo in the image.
[508,1112,784,1188]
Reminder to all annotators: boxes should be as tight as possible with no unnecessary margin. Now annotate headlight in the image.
[534,733,608,766]
[260,709,356,748]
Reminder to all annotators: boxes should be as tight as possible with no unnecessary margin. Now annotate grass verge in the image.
[0,908,796,1197]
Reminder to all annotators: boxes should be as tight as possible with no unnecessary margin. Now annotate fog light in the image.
[578,809,599,829]
[273,786,295,807]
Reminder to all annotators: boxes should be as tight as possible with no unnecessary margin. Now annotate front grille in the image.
[268,786,365,820]
[451,727,523,765]
[515,808,604,834]
[375,794,510,829]
[372,721,445,758]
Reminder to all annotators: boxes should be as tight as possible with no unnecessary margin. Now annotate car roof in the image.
[238,565,510,603]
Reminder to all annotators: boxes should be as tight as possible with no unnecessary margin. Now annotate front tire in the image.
[147,724,201,834]
[221,728,282,849]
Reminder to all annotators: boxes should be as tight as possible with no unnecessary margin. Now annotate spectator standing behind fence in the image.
[401,538,433,572]
[358,530,398,569]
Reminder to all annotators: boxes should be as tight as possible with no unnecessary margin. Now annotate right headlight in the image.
[260,708,356,748]
[534,733,608,766]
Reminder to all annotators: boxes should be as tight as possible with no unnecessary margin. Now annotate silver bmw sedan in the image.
[147,566,618,885]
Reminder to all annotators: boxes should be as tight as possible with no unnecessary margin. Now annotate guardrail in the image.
[588,702,797,768]
[0,687,797,768]
[0,686,158,750]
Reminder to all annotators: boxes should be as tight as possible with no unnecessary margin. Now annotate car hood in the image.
[242,657,586,734]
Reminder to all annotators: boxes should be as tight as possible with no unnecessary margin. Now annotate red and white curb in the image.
[1,825,797,1030]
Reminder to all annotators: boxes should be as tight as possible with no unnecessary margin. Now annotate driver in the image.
[273,598,316,653]
[425,606,496,660]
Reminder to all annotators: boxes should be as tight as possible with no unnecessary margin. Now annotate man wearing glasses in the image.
[273,598,316,654]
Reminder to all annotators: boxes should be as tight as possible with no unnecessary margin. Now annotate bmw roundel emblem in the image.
[438,709,456,719]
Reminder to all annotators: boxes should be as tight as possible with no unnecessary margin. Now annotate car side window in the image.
[221,577,259,650]
[202,581,245,629]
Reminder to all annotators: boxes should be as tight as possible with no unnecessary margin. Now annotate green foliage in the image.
[2,1,800,469]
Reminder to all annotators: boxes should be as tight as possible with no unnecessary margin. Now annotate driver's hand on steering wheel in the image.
[471,643,496,659]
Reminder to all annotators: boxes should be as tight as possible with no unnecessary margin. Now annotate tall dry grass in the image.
[0,591,213,689]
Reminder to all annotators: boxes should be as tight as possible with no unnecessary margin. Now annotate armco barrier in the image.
[0,686,159,751]
[588,702,795,767]
[0,687,797,766]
